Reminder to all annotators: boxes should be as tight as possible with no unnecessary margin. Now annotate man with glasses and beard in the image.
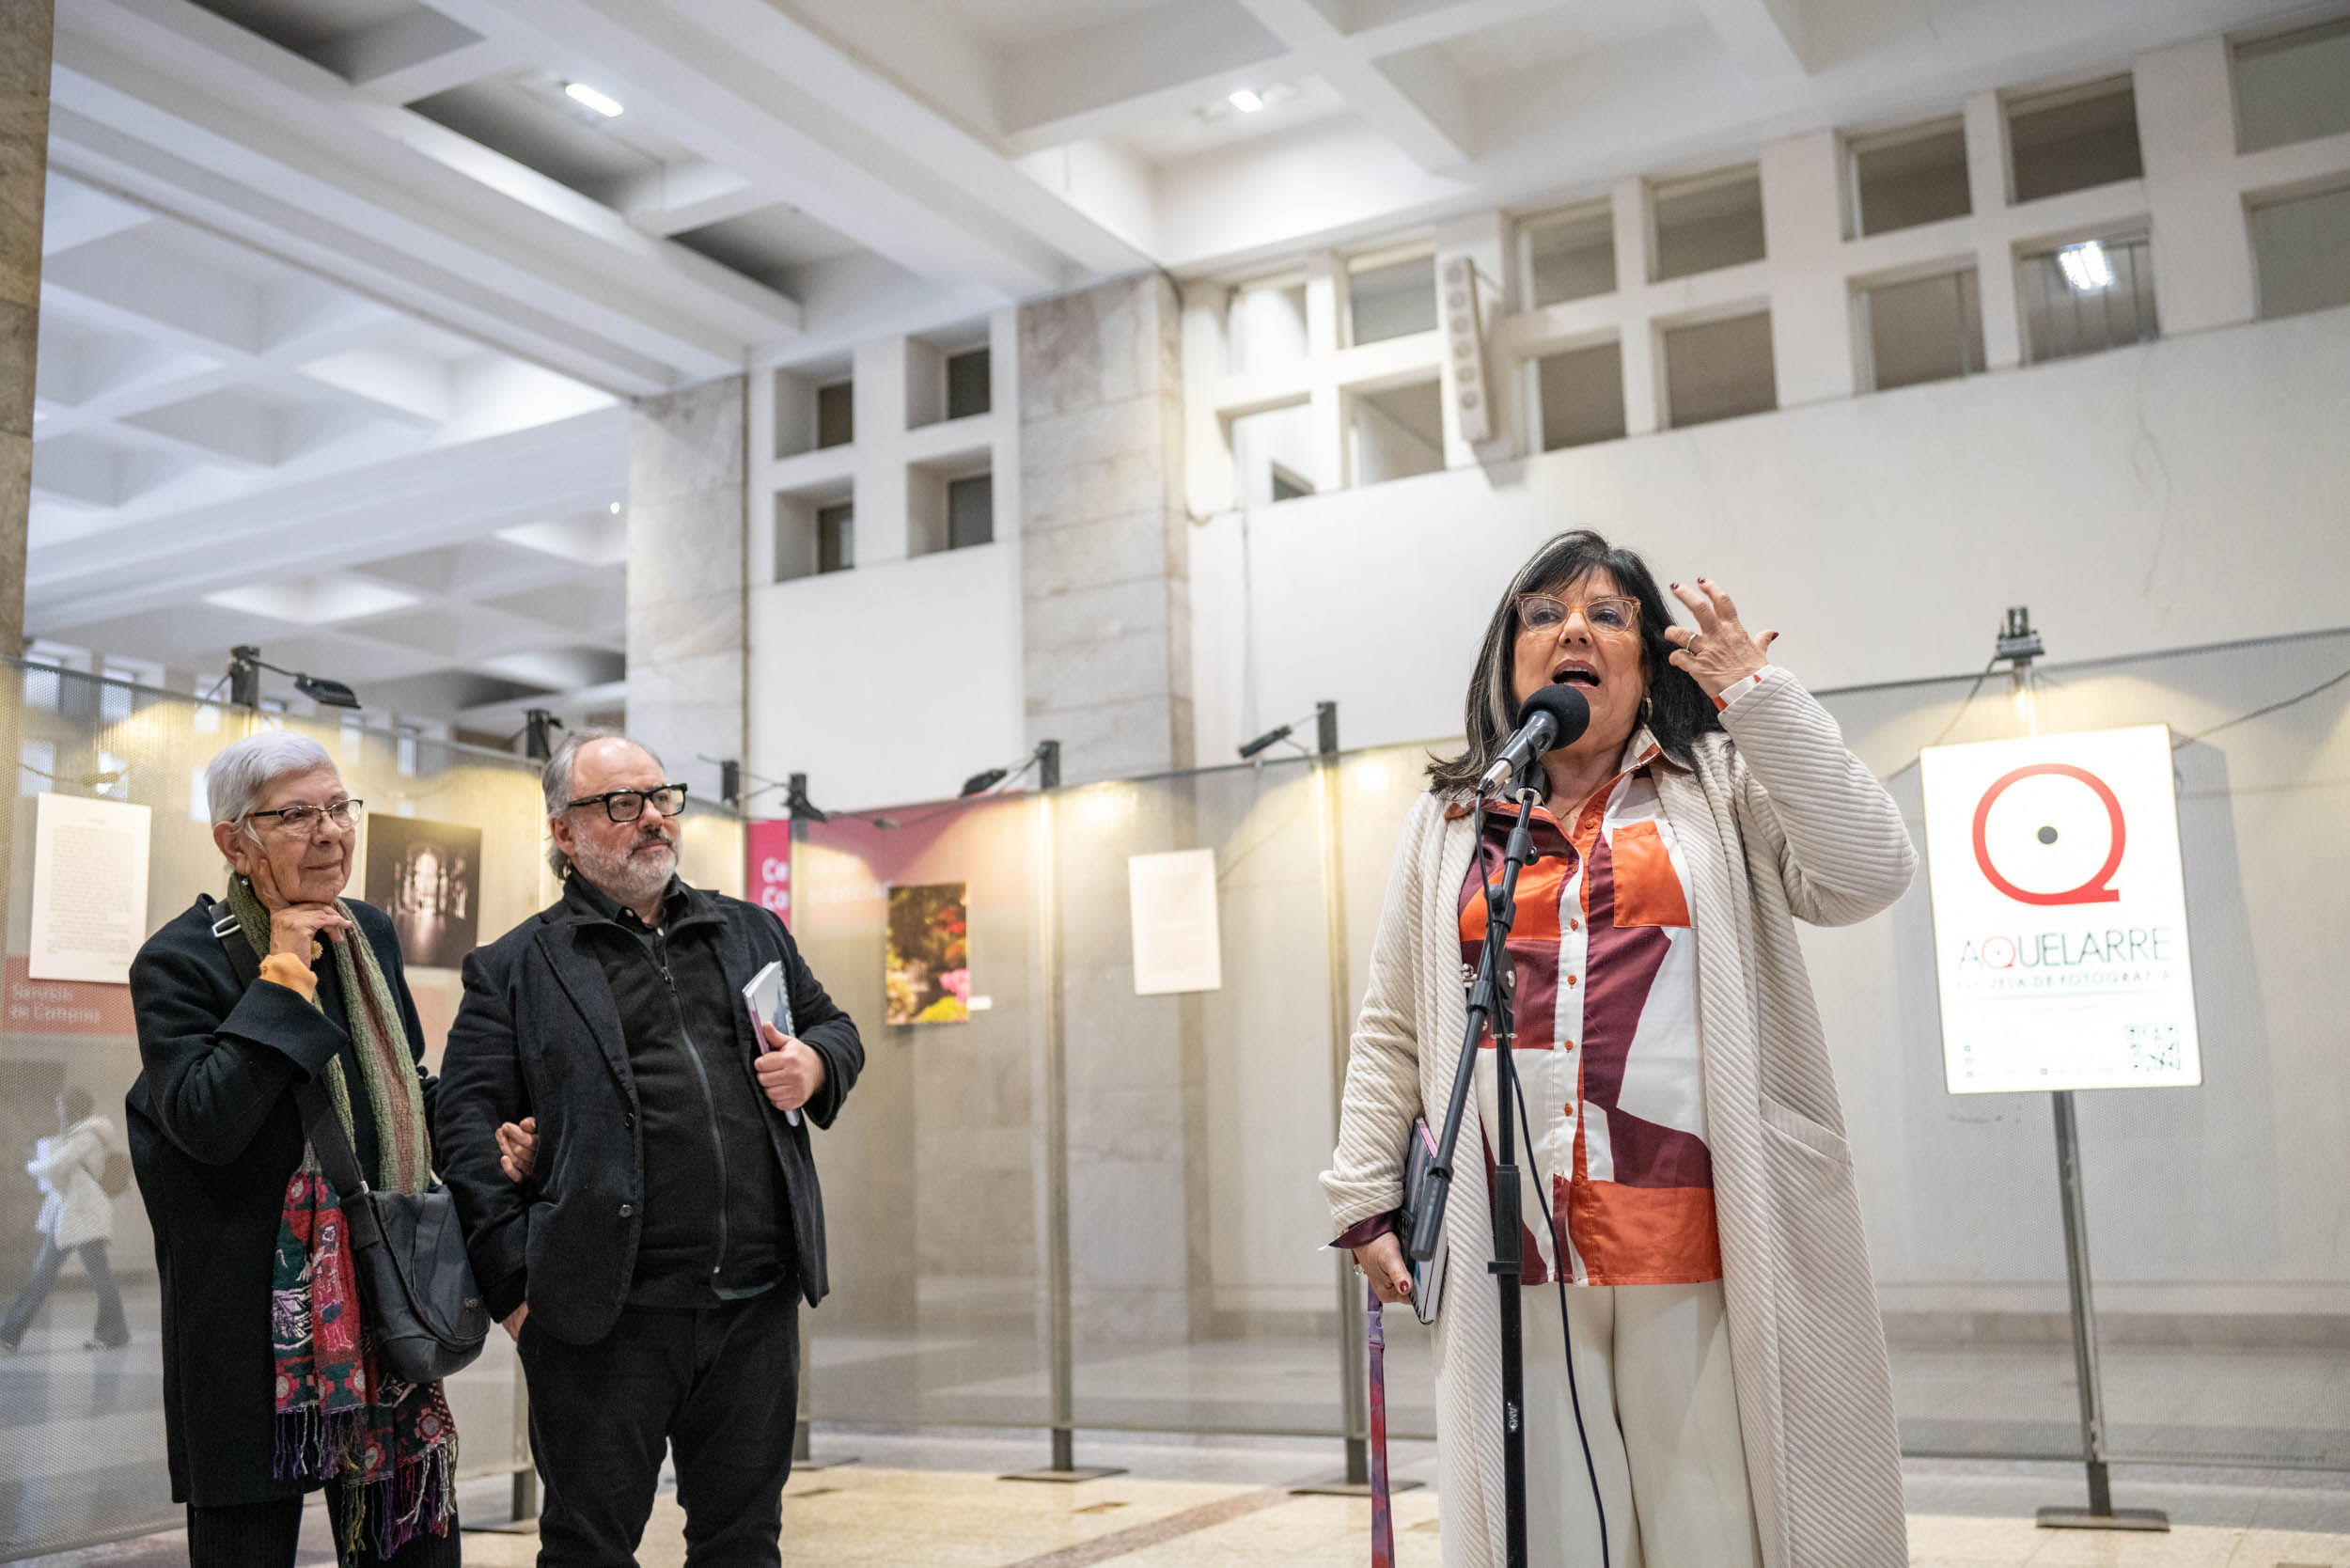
[437,732,863,1567]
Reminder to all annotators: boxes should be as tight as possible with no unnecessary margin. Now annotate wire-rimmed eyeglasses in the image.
[243,798,364,838]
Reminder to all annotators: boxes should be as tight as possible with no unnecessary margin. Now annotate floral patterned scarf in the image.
[227,875,457,1558]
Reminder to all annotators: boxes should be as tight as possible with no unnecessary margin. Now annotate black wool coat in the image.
[435,881,862,1345]
[124,897,435,1508]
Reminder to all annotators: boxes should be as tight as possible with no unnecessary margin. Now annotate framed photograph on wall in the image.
[364,816,483,970]
[885,883,968,1025]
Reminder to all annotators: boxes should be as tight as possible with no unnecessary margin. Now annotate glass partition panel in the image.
[0,664,740,1556]
[791,794,1049,1429]
[1052,755,1348,1435]
[1807,630,2350,1467]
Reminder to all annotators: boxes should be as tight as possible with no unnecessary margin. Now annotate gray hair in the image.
[206,731,337,829]
[542,729,666,878]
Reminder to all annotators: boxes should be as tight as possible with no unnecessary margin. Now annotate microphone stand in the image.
[1408,781,1543,1568]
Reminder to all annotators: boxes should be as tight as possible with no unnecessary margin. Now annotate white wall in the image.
[745,539,1026,810]
[1190,305,2350,763]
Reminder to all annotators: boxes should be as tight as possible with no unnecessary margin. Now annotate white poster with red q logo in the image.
[1919,724,2201,1094]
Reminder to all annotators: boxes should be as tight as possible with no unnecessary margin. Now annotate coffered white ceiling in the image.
[31,0,2323,727]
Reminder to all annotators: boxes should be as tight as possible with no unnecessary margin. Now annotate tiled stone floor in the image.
[18,1432,2350,1567]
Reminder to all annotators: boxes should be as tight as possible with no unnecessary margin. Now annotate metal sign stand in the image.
[1996,620,2167,1534]
[1002,741,1124,1485]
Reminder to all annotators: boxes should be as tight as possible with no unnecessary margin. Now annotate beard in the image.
[572,827,679,908]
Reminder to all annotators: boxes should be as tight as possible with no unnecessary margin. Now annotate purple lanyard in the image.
[1369,1284,1395,1568]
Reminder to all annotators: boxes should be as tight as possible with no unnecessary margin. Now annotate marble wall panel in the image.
[626,376,744,804]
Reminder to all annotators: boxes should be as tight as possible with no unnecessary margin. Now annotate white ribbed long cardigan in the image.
[1324,666,1918,1568]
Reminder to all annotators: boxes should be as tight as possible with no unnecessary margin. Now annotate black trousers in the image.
[1,1236,128,1347]
[521,1287,800,1567]
[185,1485,461,1568]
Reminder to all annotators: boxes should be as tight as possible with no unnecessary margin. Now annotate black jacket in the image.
[436,881,862,1345]
[124,897,435,1508]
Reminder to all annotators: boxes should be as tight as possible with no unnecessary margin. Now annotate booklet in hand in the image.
[741,960,801,1126]
[1399,1117,1447,1325]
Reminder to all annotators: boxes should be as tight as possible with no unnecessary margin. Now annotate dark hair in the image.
[60,1086,94,1123]
[1427,530,1721,794]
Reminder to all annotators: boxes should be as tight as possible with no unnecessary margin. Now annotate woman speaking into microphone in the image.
[1322,530,1917,1567]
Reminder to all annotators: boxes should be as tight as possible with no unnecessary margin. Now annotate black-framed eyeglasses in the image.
[565,784,689,823]
[243,798,364,838]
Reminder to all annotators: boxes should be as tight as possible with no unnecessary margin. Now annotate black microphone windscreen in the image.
[1515,682,1592,748]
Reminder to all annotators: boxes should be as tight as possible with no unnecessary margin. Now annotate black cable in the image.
[1474,799,1611,1566]
[1880,655,2001,783]
[2171,661,2350,749]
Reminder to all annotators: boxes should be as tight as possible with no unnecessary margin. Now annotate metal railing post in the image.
[1292,705,1419,1500]
[1004,741,1120,1483]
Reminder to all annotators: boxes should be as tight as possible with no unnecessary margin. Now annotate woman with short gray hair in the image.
[124,730,462,1566]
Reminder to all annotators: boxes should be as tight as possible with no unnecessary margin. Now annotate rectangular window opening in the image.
[1230,277,1310,371]
[2251,184,2350,320]
[1523,200,1616,308]
[947,473,994,550]
[1350,379,1446,486]
[1535,341,1626,451]
[1348,252,1437,346]
[1651,165,1765,283]
[2232,18,2350,154]
[1229,403,1321,507]
[817,502,855,573]
[815,380,854,449]
[2008,77,2142,205]
[946,349,992,420]
[1849,118,1971,237]
[1662,311,1777,429]
[2017,232,2157,364]
[1861,269,1984,391]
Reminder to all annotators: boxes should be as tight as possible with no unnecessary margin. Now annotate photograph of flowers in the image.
[885,882,969,1025]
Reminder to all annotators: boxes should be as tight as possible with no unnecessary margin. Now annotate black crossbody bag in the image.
[203,897,489,1384]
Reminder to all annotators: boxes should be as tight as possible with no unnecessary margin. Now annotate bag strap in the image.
[200,894,372,1200]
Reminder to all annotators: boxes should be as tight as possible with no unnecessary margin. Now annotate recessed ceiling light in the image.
[608,501,621,514]
[564,82,625,118]
[1229,88,1265,113]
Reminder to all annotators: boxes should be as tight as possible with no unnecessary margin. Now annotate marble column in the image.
[1,0,54,656]
[626,375,745,805]
[1018,273,1194,783]
[1020,274,1210,1345]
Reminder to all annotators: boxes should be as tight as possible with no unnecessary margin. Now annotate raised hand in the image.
[1664,577,1779,697]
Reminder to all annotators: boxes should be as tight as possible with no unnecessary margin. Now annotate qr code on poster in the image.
[2125,1022,2182,1073]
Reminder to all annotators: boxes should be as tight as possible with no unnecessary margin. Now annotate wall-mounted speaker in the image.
[1440,255,1492,444]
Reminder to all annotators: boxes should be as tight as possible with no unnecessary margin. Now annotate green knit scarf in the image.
[225,876,430,1195]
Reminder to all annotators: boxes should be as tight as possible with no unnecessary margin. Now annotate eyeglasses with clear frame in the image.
[1516,592,1642,639]
[565,784,690,823]
[243,798,364,838]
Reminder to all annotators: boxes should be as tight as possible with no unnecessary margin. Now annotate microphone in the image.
[1477,683,1591,798]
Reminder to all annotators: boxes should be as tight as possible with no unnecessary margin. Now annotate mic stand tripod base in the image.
[2035,1507,2169,1532]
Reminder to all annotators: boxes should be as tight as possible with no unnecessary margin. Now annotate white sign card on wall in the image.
[1128,848,1222,996]
[1919,724,2201,1094]
[30,792,154,985]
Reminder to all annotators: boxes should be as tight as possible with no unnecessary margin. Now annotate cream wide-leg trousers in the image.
[1442,1279,1762,1568]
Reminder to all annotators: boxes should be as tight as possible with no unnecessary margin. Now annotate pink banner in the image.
[745,820,792,922]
